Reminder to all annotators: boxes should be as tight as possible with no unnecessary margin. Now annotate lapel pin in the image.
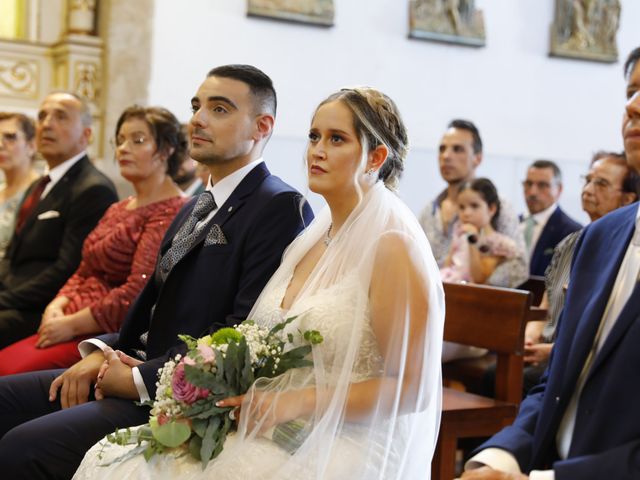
[228,206,233,212]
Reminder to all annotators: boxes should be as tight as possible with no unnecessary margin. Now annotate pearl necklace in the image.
[324,223,333,247]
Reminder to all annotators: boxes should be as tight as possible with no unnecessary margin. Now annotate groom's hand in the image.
[95,347,139,400]
[49,350,105,409]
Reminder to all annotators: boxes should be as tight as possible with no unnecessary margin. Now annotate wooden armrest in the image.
[527,306,547,322]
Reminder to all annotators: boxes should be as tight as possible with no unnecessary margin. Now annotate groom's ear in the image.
[253,114,275,142]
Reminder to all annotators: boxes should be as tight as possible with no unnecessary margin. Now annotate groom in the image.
[0,65,313,479]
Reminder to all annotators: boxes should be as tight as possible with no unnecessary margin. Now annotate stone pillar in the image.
[50,0,104,162]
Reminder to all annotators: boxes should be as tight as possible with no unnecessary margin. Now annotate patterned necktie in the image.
[15,175,51,233]
[158,191,216,282]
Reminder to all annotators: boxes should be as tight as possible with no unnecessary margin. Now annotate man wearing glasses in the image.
[520,160,581,276]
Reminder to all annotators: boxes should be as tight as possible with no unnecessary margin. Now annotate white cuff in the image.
[530,470,555,480]
[78,338,109,358]
[466,449,554,480]
[132,367,150,403]
[465,448,522,475]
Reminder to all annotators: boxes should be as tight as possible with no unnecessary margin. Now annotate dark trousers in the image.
[0,370,149,480]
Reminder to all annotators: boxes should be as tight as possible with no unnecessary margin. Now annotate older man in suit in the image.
[0,65,313,480]
[460,46,640,480]
[520,160,582,276]
[0,92,117,349]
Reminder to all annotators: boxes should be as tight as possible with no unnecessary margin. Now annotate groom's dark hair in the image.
[207,64,277,116]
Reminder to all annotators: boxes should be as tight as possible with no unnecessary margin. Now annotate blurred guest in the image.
[441,178,520,284]
[0,113,40,257]
[0,106,187,374]
[173,124,205,196]
[419,119,527,287]
[0,92,117,349]
[520,160,582,276]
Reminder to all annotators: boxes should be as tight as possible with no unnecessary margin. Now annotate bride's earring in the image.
[365,168,377,182]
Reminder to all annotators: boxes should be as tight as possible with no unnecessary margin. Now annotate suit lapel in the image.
[171,162,270,263]
[15,157,87,238]
[558,209,635,399]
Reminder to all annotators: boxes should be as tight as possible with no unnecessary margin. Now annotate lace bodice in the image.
[252,271,385,383]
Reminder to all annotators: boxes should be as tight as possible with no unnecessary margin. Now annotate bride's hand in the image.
[217,389,314,434]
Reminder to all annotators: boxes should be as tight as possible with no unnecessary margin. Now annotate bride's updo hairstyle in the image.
[317,87,408,191]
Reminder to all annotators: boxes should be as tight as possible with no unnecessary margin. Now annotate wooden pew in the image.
[432,282,532,480]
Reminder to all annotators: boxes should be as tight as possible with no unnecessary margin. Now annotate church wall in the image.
[147,0,640,221]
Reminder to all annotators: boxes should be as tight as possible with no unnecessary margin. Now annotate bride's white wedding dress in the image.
[74,183,444,479]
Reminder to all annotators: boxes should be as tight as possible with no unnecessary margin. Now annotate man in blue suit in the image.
[0,65,313,479]
[520,160,582,276]
[460,47,640,480]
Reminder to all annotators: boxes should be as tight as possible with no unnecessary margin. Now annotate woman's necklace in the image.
[324,223,333,247]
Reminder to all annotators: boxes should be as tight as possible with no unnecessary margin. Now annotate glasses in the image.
[111,134,150,149]
[580,174,622,192]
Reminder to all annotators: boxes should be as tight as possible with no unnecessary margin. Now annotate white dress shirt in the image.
[40,151,88,199]
[465,204,640,480]
[79,158,265,402]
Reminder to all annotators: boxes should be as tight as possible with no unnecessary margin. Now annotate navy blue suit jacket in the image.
[529,207,582,276]
[104,163,312,397]
[478,203,640,479]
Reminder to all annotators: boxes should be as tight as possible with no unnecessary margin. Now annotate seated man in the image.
[520,160,582,276]
[0,64,313,480]
[0,92,117,349]
[461,46,640,480]
[419,119,527,287]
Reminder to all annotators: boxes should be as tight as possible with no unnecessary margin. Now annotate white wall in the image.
[148,0,640,222]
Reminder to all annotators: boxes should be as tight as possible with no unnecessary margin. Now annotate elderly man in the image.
[0,92,117,349]
[419,118,527,287]
[461,46,640,480]
[520,160,581,276]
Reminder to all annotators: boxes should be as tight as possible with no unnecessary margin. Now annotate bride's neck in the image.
[325,184,370,233]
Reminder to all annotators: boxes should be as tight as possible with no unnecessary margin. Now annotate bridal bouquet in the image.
[106,316,322,467]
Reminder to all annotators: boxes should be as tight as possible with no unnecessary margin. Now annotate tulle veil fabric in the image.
[226,182,445,478]
[73,182,444,479]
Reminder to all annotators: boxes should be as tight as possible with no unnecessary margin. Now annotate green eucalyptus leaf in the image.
[200,416,221,466]
[151,420,192,448]
[189,435,202,461]
[268,315,298,337]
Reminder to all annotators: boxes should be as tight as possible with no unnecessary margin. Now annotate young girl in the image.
[440,177,518,284]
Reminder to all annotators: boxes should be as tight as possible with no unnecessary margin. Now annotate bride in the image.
[75,87,444,479]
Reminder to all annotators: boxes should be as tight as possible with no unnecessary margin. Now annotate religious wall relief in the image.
[409,0,485,47]
[550,0,621,62]
[247,0,334,27]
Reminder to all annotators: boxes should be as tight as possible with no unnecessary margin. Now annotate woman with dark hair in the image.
[0,112,40,257]
[76,87,444,479]
[0,106,187,374]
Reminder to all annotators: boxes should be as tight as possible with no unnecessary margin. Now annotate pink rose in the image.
[171,361,209,404]
[197,343,215,363]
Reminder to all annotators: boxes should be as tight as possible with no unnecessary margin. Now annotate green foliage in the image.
[151,420,192,448]
[210,327,243,346]
[303,330,324,345]
[178,334,199,350]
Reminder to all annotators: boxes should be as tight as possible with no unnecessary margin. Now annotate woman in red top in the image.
[0,106,188,374]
